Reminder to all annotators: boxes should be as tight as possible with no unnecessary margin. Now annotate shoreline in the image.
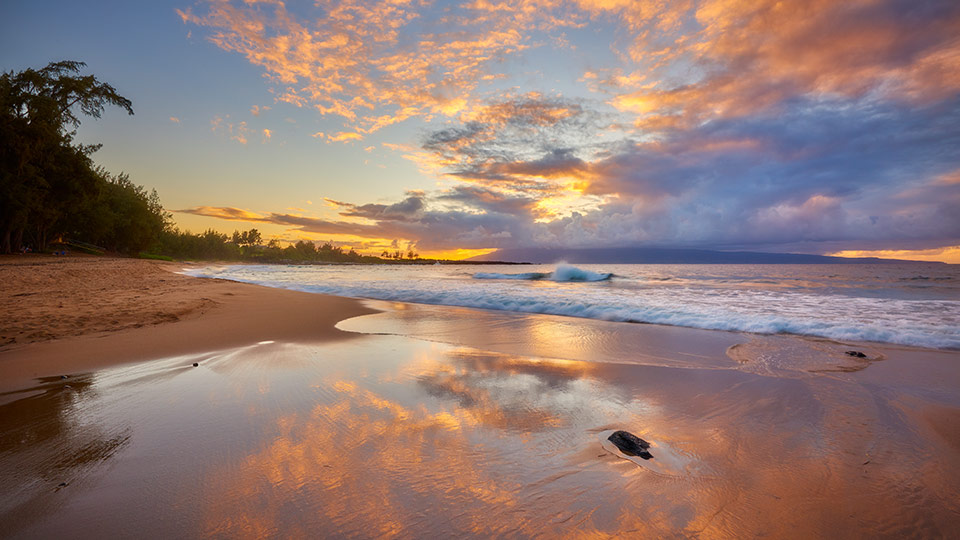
[4,256,957,395]
[0,256,376,395]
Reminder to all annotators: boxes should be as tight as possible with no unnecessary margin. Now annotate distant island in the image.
[468,247,940,264]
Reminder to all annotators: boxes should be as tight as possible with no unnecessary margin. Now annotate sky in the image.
[3,0,960,261]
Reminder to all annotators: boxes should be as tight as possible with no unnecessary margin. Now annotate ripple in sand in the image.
[726,335,885,377]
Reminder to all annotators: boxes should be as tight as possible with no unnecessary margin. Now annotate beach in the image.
[2,257,960,537]
[0,256,375,395]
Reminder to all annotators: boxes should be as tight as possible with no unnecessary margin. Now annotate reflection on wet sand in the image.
[0,374,131,533]
[2,331,959,537]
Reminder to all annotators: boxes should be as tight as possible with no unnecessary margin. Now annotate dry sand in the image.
[0,255,375,393]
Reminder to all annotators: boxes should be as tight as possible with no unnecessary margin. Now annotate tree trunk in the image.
[13,228,24,253]
[1,228,10,254]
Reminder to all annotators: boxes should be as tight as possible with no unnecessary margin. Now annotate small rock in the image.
[608,430,654,460]
[845,351,867,358]
[192,362,199,367]
[60,375,68,379]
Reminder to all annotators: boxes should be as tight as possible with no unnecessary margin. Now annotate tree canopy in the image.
[0,60,162,254]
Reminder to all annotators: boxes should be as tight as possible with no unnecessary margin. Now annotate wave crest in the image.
[550,264,613,282]
[473,264,612,282]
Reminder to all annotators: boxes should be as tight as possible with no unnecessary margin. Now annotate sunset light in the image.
[5,0,957,260]
[3,2,959,537]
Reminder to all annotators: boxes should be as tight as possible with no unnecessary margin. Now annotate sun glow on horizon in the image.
[828,246,960,264]
[416,248,497,261]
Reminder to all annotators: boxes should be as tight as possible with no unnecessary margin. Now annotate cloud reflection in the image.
[198,346,664,536]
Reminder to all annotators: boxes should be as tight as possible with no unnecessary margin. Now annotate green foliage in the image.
[0,60,154,254]
[231,228,261,246]
[67,169,170,254]
[138,252,174,261]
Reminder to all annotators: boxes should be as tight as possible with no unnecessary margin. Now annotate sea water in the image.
[185,263,960,349]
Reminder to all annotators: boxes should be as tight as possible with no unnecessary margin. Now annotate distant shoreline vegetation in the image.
[149,228,526,265]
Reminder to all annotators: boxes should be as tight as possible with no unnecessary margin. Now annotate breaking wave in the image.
[184,263,960,350]
[474,264,613,282]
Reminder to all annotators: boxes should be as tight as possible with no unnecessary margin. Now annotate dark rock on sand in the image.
[192,362,199,367]
[608,430,654,460]
[845,351,867,358]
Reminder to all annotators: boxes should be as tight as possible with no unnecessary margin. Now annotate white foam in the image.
[185,264,960,350]
[473,264,611,282]
[549,264,613,282]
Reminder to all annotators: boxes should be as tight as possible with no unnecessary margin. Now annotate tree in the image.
[1,60,134,253]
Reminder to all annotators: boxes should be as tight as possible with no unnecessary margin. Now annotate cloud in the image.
[337,194,425,222]
[179,1,960,256]
[185,92,960,254]
[327,132,363,143]
[598,0,960,129]
[421,94,602,188]
[211,115,251,144]
[177,206,267,221]
[179,0,537,133]
[181,0,960,136]
[169,116,180,124]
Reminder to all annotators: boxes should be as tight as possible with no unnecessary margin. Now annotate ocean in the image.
[186,262,960,349]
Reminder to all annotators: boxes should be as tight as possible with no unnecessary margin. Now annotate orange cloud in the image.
[327,131,363,143]
[601,0,960,128]
[180,1,535,134]
[182,0,960,137]
[177,206,267,222]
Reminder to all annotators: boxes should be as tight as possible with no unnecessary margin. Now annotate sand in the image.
[0,256,375,394]
[2,256,960,537]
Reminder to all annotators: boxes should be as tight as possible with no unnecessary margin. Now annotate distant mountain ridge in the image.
[467,247,935,264]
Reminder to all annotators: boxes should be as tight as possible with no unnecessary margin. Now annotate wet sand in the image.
[0,256,375,395]
[2,258,960,537]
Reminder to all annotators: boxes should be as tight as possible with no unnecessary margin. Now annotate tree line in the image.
[157,228,398,263]
[0,60,169,254]
[1,60,430,263]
